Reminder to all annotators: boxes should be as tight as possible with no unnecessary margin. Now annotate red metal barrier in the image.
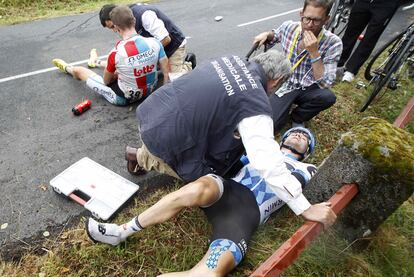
[250,184,359,277]
[393,96,414,128]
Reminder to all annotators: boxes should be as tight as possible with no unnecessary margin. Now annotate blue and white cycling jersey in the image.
[232,155,317,224]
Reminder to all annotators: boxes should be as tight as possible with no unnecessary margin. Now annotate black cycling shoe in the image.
[185,53,197,69]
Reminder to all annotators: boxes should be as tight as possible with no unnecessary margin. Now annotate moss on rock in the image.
[340,117,414,189]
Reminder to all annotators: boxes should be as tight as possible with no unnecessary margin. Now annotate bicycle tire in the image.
[364,31,404,81]
[360,37,413,112]
[326,0,341,31]
[332,20,348,36]
[359,76,387,112]
[331,3,352,36]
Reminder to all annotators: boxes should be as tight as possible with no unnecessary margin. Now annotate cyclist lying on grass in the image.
[86,127,336,276]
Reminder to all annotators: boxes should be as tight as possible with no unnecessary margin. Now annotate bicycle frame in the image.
[371,24,414,84]
[360,23,414,112]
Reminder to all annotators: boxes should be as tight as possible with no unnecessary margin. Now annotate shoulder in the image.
[138,35,161,47]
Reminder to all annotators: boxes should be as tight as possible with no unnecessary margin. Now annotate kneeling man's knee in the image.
[322,90,336,108]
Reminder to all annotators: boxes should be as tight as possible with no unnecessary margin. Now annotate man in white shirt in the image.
[100,3,194,79]
[87,127,336,276]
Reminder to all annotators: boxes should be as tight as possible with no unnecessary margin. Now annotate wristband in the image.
[310,56,322,63]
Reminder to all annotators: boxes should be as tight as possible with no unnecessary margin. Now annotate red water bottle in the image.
[72,99,92,115]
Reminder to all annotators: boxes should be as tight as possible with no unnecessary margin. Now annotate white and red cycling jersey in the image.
[106,34,166,101]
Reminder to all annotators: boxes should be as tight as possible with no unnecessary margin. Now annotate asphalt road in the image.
[0,0,412,260]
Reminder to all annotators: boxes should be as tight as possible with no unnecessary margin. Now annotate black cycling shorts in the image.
[201,179,260,251]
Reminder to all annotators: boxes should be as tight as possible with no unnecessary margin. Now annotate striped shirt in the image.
[270,20,342,93]
[107,35,166,101]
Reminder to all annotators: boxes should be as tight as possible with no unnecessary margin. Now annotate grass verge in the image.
[1,70,413,276]
[0,1,146,26]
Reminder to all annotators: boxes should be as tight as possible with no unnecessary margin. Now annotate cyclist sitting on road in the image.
[99,3,195,80]
[52,6,169,106]
[86,127,336,276]
[253,0,343,132]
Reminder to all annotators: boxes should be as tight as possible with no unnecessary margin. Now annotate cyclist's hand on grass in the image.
[253,31,273,46]
[301,202,337,229]
[303,30,319,57]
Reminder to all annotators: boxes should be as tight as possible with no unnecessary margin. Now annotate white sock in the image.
[96,60,104,68]
[66,65,74,75]
[119,217,143,241]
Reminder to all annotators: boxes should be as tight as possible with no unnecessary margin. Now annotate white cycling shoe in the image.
[86,218,124,246]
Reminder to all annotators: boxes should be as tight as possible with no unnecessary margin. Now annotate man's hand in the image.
[301,202,336,229]
[253,31,274,46]
[303,30,319,58]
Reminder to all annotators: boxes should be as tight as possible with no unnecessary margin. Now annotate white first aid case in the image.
[50,157,139,220]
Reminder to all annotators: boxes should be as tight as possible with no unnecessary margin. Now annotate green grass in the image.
[0,0,147,25]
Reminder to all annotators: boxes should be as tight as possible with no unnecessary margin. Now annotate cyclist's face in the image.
[300,5,329,35]
[284,132,309,154]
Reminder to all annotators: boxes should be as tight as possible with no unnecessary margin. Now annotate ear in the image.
[105,20,112,28]
[300,10,304,17]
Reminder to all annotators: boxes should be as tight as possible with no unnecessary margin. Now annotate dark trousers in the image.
[269,84,336,131]
[338,0,399,74]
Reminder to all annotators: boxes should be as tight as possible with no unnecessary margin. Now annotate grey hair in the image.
[251,50,291,81]
[304,0,334,16]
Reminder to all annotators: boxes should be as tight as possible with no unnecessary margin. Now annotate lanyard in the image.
[288,26,324,72]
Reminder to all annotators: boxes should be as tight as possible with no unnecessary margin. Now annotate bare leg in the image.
[86,176,221,245]
[96,60,107,68]
[138,176,221,228]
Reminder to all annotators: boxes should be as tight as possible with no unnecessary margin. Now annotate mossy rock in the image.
[305,117,413,243]
[340,117,414,189]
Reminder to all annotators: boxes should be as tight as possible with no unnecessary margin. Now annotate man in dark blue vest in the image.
[99,3,194,79]
[126,50,335,225]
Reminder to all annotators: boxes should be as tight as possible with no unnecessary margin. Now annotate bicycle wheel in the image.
[330,3,352,36]
[326,0,341,30]
[359,75,387,112]
[360,37,413,112]
[364,31,404,81]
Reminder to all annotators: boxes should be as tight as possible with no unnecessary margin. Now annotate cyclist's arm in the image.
[103,51,117,85]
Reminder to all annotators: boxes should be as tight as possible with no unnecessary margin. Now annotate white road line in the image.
[237,7,301,27]
[0,37,194,84]
[0,55,108,84]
